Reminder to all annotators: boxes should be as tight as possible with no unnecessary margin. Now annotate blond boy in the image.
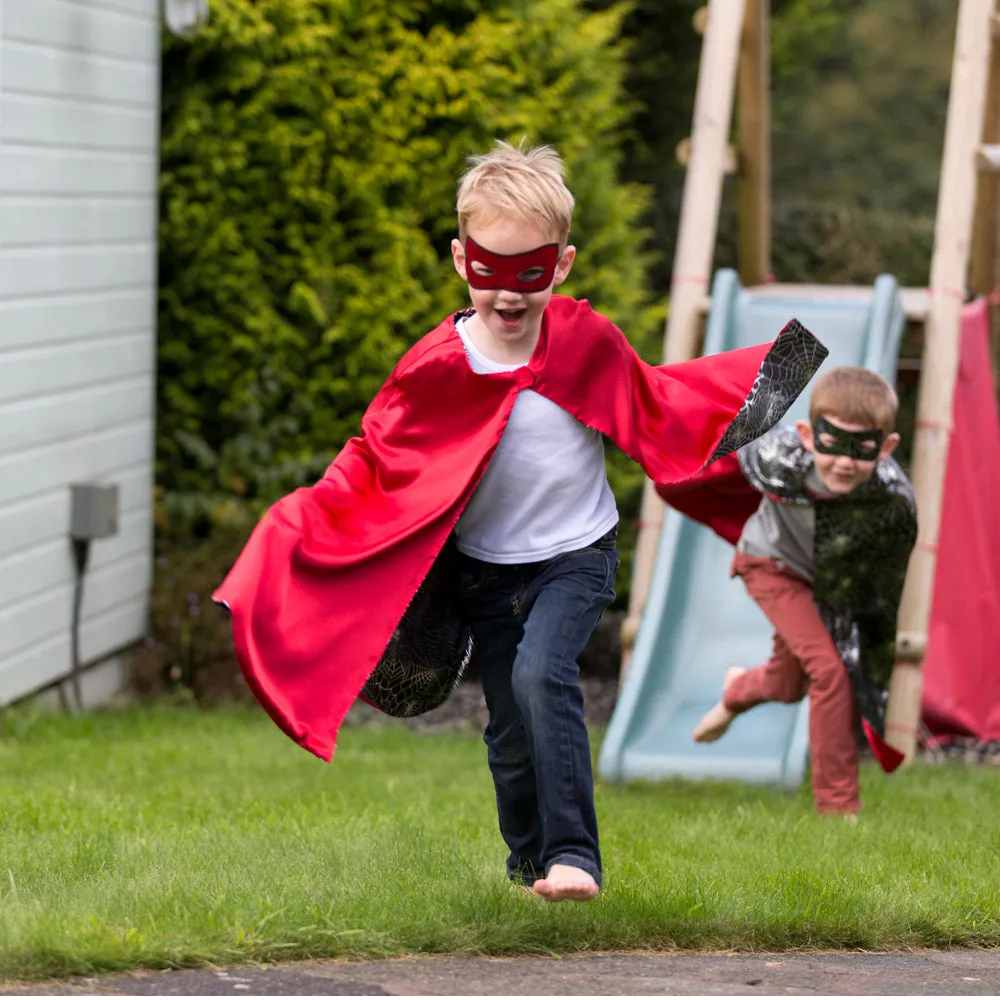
[215,140,826,898]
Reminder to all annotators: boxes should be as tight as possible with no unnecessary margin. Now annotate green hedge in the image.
[158,0,662,500]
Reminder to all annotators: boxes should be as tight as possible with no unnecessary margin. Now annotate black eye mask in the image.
[811,415,884,460]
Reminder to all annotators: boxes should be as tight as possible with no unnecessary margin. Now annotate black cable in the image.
[69,538,91,714]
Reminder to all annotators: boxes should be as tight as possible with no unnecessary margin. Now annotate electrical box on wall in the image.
[70,483,120,541]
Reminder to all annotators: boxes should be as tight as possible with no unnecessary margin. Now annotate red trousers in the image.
[725,552,861,814]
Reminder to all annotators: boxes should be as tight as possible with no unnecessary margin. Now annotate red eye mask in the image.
[463,236,560,293]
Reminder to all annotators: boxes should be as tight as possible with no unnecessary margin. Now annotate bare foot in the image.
[532,864,599,903]
[692,667,747,743]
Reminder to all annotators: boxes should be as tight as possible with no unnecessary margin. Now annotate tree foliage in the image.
[589,0,955,289]
[771,0,954,218]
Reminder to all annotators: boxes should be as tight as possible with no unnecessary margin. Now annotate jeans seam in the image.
[543,561,610,879]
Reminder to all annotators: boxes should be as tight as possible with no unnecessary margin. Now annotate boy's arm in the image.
[735,426,809,500]
[653,425,810,546]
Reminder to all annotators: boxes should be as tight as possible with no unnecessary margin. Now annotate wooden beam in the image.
[737,0,771,286]
[621,0,746,678]
[971,11,1000,378]
[886,0,995,763]
[972,42,1000,281]
[675,137,738,173]
[662,0,747,351]
[976,144,1000,171]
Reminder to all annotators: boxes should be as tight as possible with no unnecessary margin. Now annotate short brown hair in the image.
[456,138,575,243]
[809,365,898,433]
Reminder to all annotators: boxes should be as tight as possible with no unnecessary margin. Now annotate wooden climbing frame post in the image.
[970,4,1000,372]
[620,0,748,677]
[886,0,997,761]
[737,0,771,287]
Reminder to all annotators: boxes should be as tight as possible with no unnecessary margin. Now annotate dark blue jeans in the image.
[456,527,619,888]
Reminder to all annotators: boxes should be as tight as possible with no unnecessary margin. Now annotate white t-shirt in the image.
[453,317,619,563]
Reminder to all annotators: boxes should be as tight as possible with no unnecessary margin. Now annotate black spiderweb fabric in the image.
[360,536,473,718]
[710,319,829,461]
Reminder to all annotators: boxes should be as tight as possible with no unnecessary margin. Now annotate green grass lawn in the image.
[0,702,998,980]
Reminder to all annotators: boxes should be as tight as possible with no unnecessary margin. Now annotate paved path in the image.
[3,951,1000,996]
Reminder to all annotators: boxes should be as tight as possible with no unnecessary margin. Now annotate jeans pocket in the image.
[582,525,619,555]
[600,547,620,603]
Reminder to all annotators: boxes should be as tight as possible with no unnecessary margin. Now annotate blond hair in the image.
[456,138,575,243]
[809,366,899,433]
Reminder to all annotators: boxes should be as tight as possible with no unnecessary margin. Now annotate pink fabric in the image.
[921,300,1000,742]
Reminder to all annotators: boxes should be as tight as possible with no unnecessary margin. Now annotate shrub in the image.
[158,0,662,503]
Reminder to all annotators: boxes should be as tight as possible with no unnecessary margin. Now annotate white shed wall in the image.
[0,0,160,703]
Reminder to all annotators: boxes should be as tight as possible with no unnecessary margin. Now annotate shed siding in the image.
[0,0,160,702]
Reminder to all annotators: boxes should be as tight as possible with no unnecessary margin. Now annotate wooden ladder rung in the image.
[977,144,1000,172]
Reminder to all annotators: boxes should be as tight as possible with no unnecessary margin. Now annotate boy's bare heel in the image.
[692,667,747,743]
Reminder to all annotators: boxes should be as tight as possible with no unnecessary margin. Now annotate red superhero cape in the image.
[214,295,823,761]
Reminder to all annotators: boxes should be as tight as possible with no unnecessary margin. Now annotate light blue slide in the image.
[598,269,906,789]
